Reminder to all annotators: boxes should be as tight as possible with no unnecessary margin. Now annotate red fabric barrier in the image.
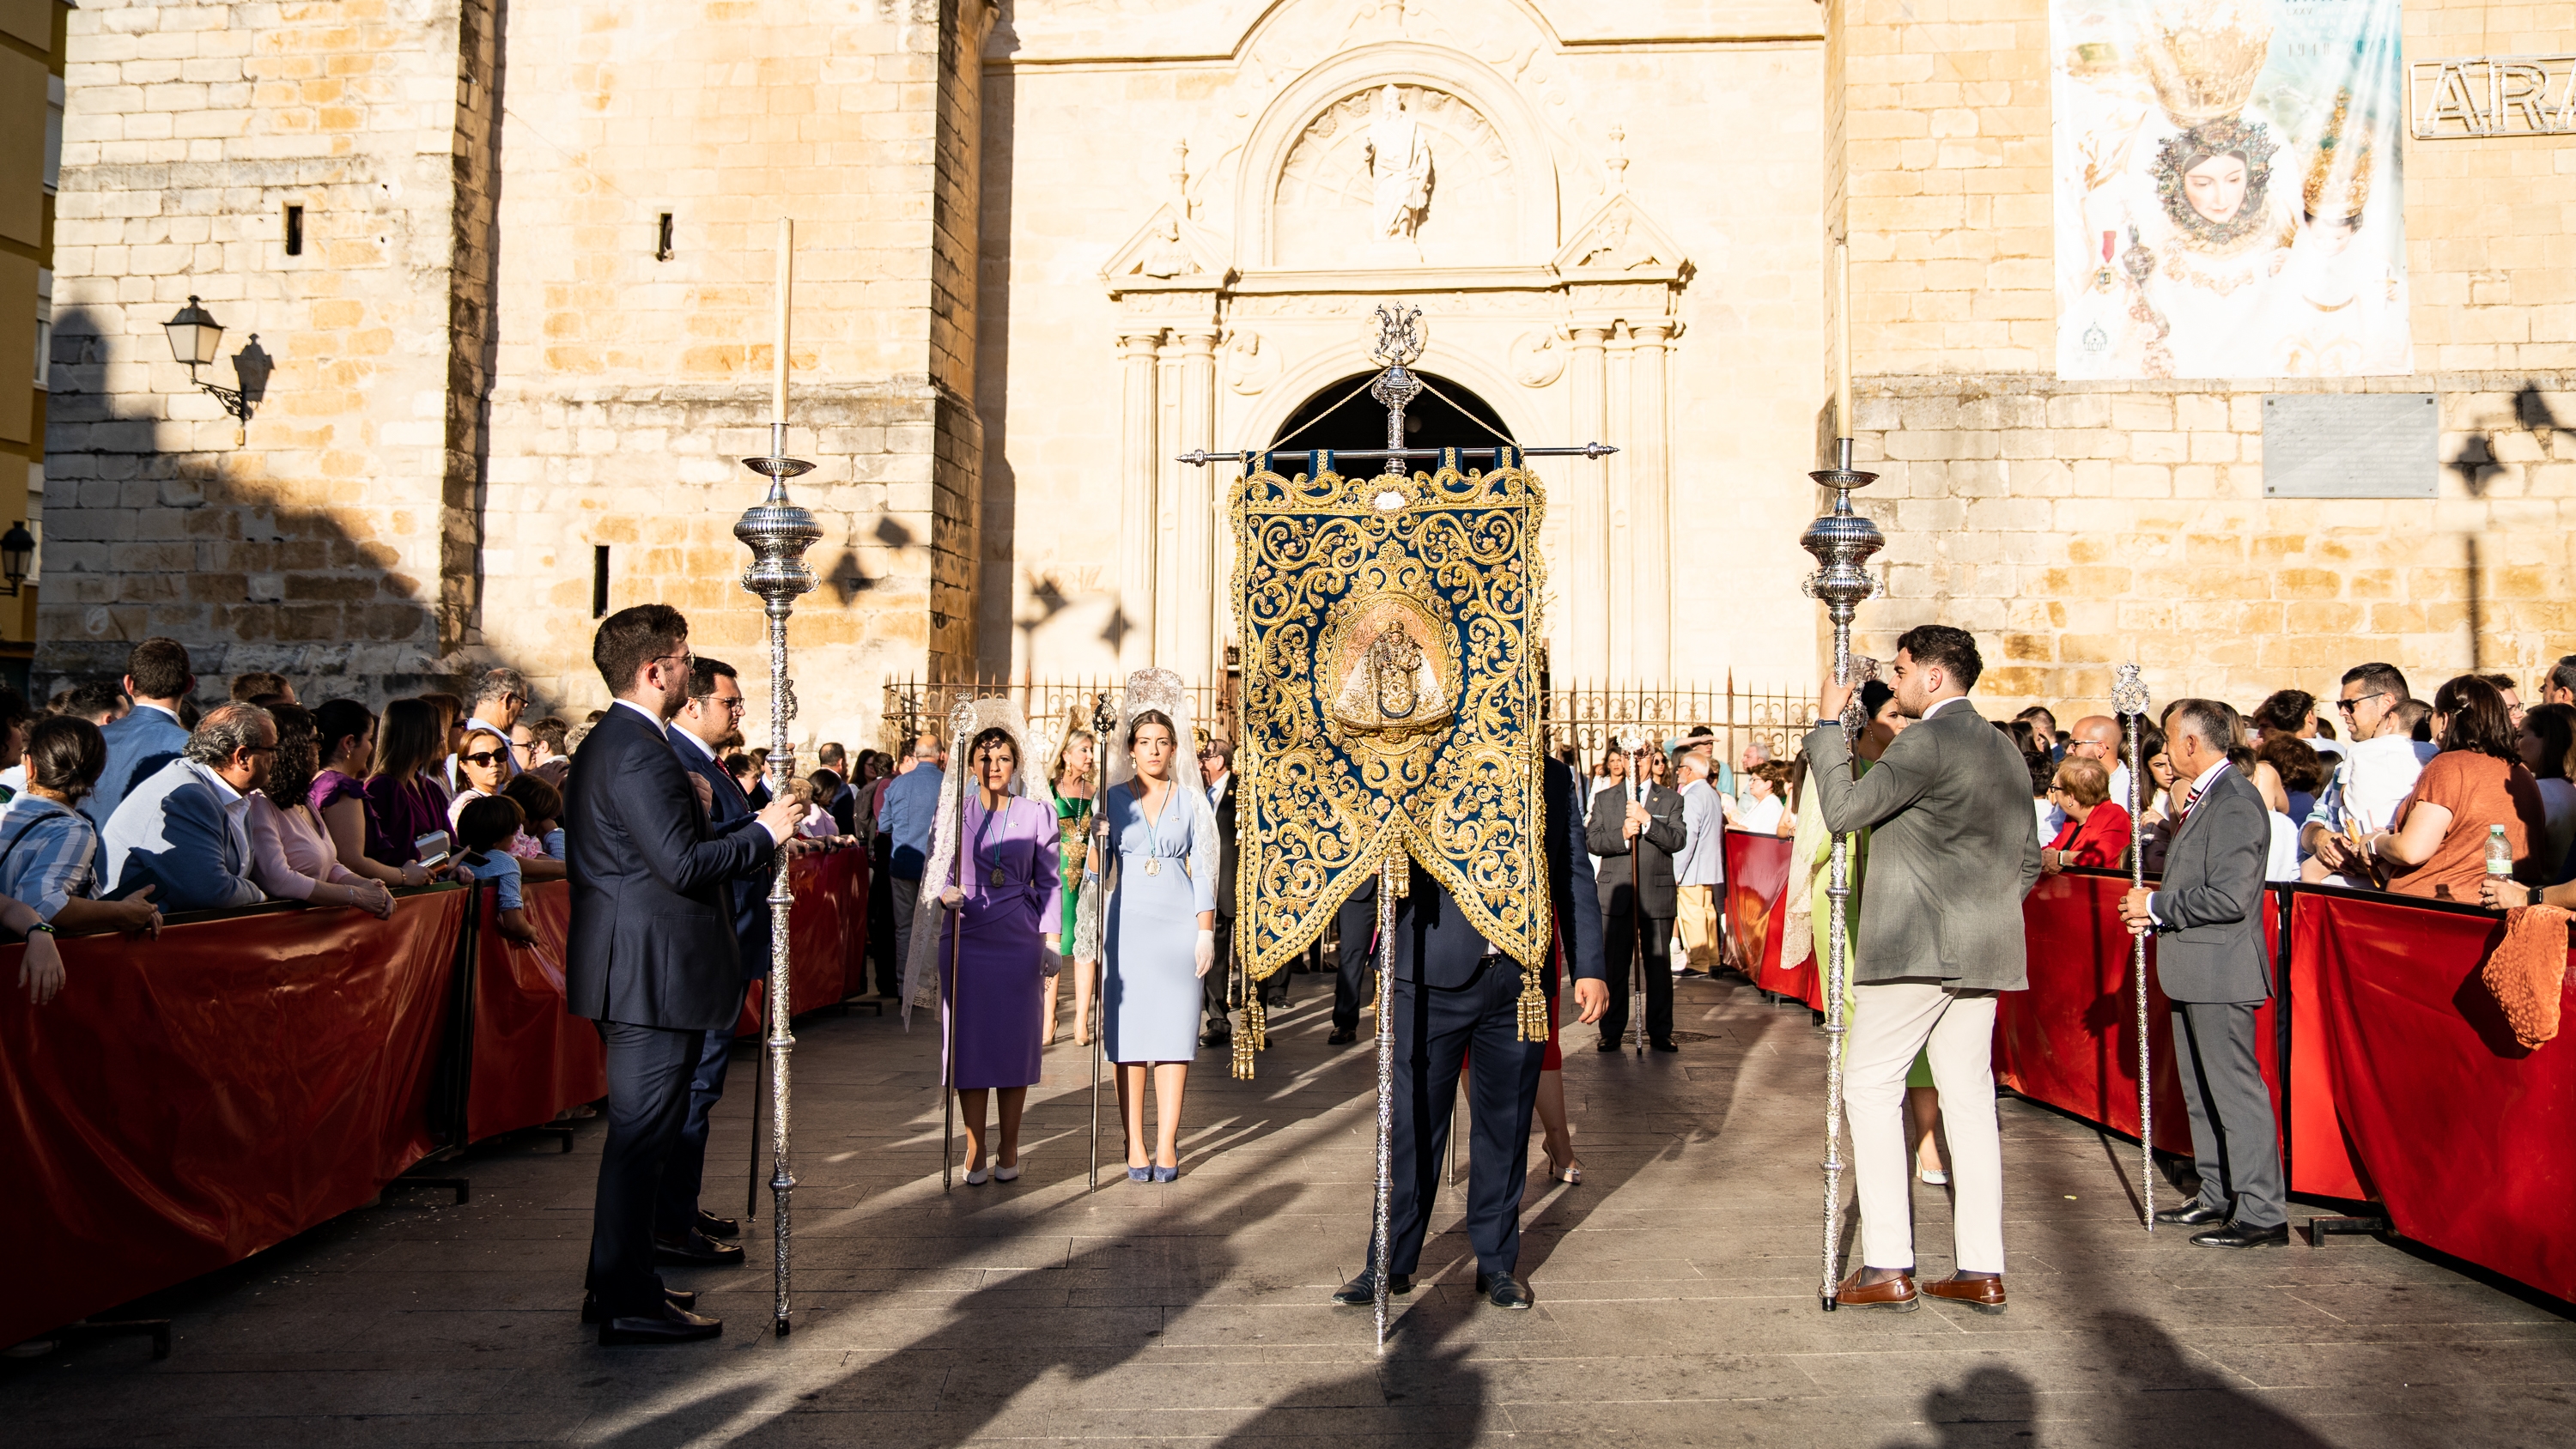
[0,890,470,1348]
[2302,891,2576,1302]
[732,849,866,1037]
[1722,830,1818,1006]
[465,880,607,1143]
[1999,870,2277,1157]
[2284,892,2372,1201]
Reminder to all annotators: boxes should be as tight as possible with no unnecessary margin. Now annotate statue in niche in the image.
[1363,84,1434,242]
[1139,216,1198,278]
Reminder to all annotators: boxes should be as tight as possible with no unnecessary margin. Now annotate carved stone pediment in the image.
[1552,192,1691,282]
[1103,205,1235,296]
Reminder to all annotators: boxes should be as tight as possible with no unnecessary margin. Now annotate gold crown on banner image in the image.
[2140,0,2272,128]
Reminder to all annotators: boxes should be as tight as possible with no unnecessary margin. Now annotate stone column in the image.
[1605,324,1637,678]
[1629,320,1674,684]
[1172,325,1220,688]
[1562,324,1611,684]
[1117,329,1163,670]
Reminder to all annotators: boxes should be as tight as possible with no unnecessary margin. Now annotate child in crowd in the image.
[455,795,537,944]
[501,771,568,867]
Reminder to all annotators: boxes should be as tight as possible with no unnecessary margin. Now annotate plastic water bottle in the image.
[2485,823,2513,877]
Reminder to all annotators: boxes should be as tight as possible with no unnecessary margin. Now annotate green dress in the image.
[1049,786,1091,943]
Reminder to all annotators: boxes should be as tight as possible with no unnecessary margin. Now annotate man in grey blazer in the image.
[1587,743,1687,1051]
[2118,699,2286,1248]
[1806,625,2042,1313]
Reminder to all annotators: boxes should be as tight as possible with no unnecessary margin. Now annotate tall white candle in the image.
[1835,239,1852,441]
[772,217,793,426]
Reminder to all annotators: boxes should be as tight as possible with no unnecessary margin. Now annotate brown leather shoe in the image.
[1833,1268,1919,1312]
[1922,1275,2007,1314]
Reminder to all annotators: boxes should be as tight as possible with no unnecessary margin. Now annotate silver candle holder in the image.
[735,420,821,1336]
[1800,436,1883,1313]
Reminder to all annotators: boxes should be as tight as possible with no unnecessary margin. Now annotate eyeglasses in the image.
[653,652,694,677]
[459,750,507,767]
[2336,692,2388,715]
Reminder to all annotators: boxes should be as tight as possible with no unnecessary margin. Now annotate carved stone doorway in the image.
[1269,371,1514,456]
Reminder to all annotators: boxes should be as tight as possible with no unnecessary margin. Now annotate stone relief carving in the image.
[1140,217,1200,278]
[1364,85,1434,242]
[1274,84,1512,267]
[1224,329,1279,393]
[1509,328,1565,386]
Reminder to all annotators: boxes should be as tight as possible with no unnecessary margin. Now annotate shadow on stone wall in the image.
[37,305,477,712]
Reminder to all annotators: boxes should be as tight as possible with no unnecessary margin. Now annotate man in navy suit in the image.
[567,606,799,1345]
[83,636,197,832]
[1334,753,1607,1310]
[655,655,798,1261]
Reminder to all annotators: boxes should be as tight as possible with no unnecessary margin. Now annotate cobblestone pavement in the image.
[8,972,2573,1447]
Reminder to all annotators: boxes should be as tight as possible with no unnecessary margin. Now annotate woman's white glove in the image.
[1040,934,1063,979]
[1194,928,1216,979]
[939,885,963,911]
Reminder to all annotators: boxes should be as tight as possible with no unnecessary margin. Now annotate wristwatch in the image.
[25,921,57,937]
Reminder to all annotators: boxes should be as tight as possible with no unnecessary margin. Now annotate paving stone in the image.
[4,974,2571,1444]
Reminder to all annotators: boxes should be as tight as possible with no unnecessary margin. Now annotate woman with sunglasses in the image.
[451,725,566,879]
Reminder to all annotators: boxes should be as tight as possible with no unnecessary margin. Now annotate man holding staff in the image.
[1806,625,2041,1313]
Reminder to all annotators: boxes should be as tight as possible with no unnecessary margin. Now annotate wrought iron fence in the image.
[881,677,1239,755]
[884,676,1810,767]
[1540,679,1813,770]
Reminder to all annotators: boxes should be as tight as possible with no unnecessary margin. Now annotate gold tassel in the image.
[1232,991,1267,1080]
[1517,961,1548,1044]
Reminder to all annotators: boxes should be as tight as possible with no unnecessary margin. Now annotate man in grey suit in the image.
[2118,699,2286,1248]
[1806,625,2042,1313]
[1587,743,1687,1051]
[100,703,273,914]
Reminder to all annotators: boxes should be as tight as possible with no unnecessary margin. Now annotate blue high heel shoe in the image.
[1127,1164,1151,1183]
[1151,1164,1178,1184]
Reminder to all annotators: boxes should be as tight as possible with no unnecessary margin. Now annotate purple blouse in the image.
[362,773,448,866]
[309,768,366,818]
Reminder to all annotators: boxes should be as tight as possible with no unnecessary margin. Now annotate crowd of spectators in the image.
[7,639,584,1003]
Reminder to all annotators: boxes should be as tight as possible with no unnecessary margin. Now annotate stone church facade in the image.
[37,0,2576,738]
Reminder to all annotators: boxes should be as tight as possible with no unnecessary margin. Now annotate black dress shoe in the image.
[2153,1201,2229,1228]
[580,1288,697,1324]
[1474,1273,1534,1310]
[653,1232,746,1266]
[1649,1040,1679,1053]
[598,1304,722,1346]
[2190,1221,2290,1249]
[1595,1037,1621,1052]
[1200,1030,1231,1049]
[1327,1028,1357,1045]
[696,1210,739,1240]
[1331,1270,1413,1304]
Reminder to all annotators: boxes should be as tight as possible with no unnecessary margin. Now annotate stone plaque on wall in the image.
[2262,394,2438,498]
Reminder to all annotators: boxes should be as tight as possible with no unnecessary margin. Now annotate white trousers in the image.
[1844,979,2004,1274]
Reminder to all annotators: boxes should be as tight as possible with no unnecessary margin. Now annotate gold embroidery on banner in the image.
[1230,460,1549,983]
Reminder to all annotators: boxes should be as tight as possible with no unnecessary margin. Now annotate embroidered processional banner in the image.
[1230,448,1547,982]
[2053,0,2409,379]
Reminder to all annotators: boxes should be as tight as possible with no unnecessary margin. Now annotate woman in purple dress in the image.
[928,724,1062,1185]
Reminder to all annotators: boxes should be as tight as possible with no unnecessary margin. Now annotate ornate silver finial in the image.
[1798,450,1884,643]
[1366,304,1427,479]
[1615,728,1647,754]
[1367,303,1426,368]
[2112,662,2149,718]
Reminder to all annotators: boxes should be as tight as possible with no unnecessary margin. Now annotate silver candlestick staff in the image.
[1800,435,1882,1313]
[735,418,821,1336]
[2113,663,2154,1230]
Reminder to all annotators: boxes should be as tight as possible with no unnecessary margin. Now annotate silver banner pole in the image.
[736,417,820,1338]
[2114,663,2154,1229]
[1800,435,1883,1312]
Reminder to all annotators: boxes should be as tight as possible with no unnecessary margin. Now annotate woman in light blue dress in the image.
[1101,707,1217,1182]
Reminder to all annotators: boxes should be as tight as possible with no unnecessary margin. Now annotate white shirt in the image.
[2314,733,2436,842]
[671,724,720,763]
[1206,771,1230,808]
[2148,760,2233,925]
[2107,761,2134,810]
[1726,791,1785,835]
[612,698,667,733]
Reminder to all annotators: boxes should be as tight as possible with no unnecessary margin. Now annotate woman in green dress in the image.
[1043,723,1097,1046]
[1786,681,1948,1185]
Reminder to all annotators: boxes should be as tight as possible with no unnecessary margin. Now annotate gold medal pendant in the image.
[990,867,1005,887]
[1145,858,1162,876]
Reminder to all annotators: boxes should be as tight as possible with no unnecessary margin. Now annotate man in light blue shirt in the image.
[86,636,197,831]
[877,732,945,982]
[100,703,273,915]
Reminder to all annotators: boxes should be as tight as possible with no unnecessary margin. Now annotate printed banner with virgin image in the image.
[2054,0,2409,379]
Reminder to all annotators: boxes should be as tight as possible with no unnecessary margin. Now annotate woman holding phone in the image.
[362,697,453,872]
